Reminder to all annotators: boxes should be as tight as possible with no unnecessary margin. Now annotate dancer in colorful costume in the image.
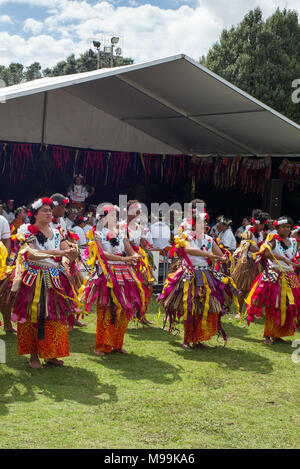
[50,193,87,328]
[214,216,236,276]
[157,212,240,349]
[0,197,80,369]
[246,216,300,344]
[231,212,269,313]
[84,205,147,355]
[126,200,155,325]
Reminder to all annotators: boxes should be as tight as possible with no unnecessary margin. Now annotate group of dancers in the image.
[0,194,299,369]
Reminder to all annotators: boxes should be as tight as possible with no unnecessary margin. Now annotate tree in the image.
[200,8,300,123]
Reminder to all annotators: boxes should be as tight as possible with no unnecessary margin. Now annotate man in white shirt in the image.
[150,216,171,251]
[50,193,69,237]
[0,215,15,332]
[3,200,15,225]
[217,216,236,252]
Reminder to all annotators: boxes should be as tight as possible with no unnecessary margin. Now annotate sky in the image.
[0,0,300,69]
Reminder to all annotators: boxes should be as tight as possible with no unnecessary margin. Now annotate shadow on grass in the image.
[126,324,181,345]
[89,352,183,385]
[173,344,273,374]
[223,319,297,354]
[0,332,117,416]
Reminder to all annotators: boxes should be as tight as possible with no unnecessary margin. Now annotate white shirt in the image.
[68,184,89,203]
[271,238,297,272]
[3,210,15,224]
[65,218,75,229]
[96,228,126,265]
[219,228,236,251]
[186,233,213,268]
[0,215,11,240]
[151,222,171,250]
[70,226,87,247]
[50,217,67,237]
[83,224,93,234]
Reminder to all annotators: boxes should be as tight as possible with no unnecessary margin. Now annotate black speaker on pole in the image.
[263,179,283,218]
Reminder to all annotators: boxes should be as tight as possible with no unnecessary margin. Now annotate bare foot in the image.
[262,336,273,345]
[182,343,191,350]
[4,326,17,333]
[115,348,128,354]
[74,319,87,327]
[29,357,43,369]
[45,358,64,366]
[94,350,106,356]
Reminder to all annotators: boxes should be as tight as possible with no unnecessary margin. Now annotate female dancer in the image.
[157,212,240,349]
[0,197,79,368]
[231,212,269,313]
[126,200,154,324]
[84,205,147,355]
[246,216,300,344]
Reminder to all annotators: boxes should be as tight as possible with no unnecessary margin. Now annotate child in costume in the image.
[246,216,300,344]
[157,212,240,349]
[84,205,148,355]
[0,197,80,369]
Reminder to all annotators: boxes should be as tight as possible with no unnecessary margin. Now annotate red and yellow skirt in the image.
[246,268,300,338]
[95,306,129,353]
[17,318,69,358]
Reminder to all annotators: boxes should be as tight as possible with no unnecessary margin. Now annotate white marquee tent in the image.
[0,54,300,156]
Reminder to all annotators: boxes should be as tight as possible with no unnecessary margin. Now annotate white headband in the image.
[277,219,288,225]
[31,199,43,210]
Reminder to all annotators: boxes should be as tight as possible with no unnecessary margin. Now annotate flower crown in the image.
[252,217,269,225]
[31,197,53,211]
[52,197,69,207]
[273,219,288,227]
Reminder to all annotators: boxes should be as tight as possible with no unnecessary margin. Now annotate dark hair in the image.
[50,193,66,206]
[29,199,54,246]
[275,216,294,251]
[15,206,24,217]
[252,208,262,219]
[190,198,206,209]
[277,215,294,226]
[72,216,87,228]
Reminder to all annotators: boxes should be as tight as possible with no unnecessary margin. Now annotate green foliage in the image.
[201,7,300,123]
[0,51,134,86]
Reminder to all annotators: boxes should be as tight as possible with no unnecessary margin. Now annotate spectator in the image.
[3,199,15,224]
[217,216,236,252]
[67,174,95,215]
[71,216,88,249]
[11,206,27,234]
[150,213,171,251]
[235,216,251,242]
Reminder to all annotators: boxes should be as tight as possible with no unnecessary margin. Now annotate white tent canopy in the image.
[0,54,300,156]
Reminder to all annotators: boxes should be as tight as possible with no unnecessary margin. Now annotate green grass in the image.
[0,297,299,449]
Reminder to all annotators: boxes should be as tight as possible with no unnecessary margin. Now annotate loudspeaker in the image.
[263,179,283,218]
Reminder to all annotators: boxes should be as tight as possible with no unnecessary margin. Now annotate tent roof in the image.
[1,53,300,156]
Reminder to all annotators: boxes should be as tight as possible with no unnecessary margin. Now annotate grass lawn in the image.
[0,297,299,449]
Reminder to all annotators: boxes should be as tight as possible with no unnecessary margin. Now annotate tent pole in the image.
[41,91,48,145]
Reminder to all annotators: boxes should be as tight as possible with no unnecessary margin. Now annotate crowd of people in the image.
[0,189,299,369]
